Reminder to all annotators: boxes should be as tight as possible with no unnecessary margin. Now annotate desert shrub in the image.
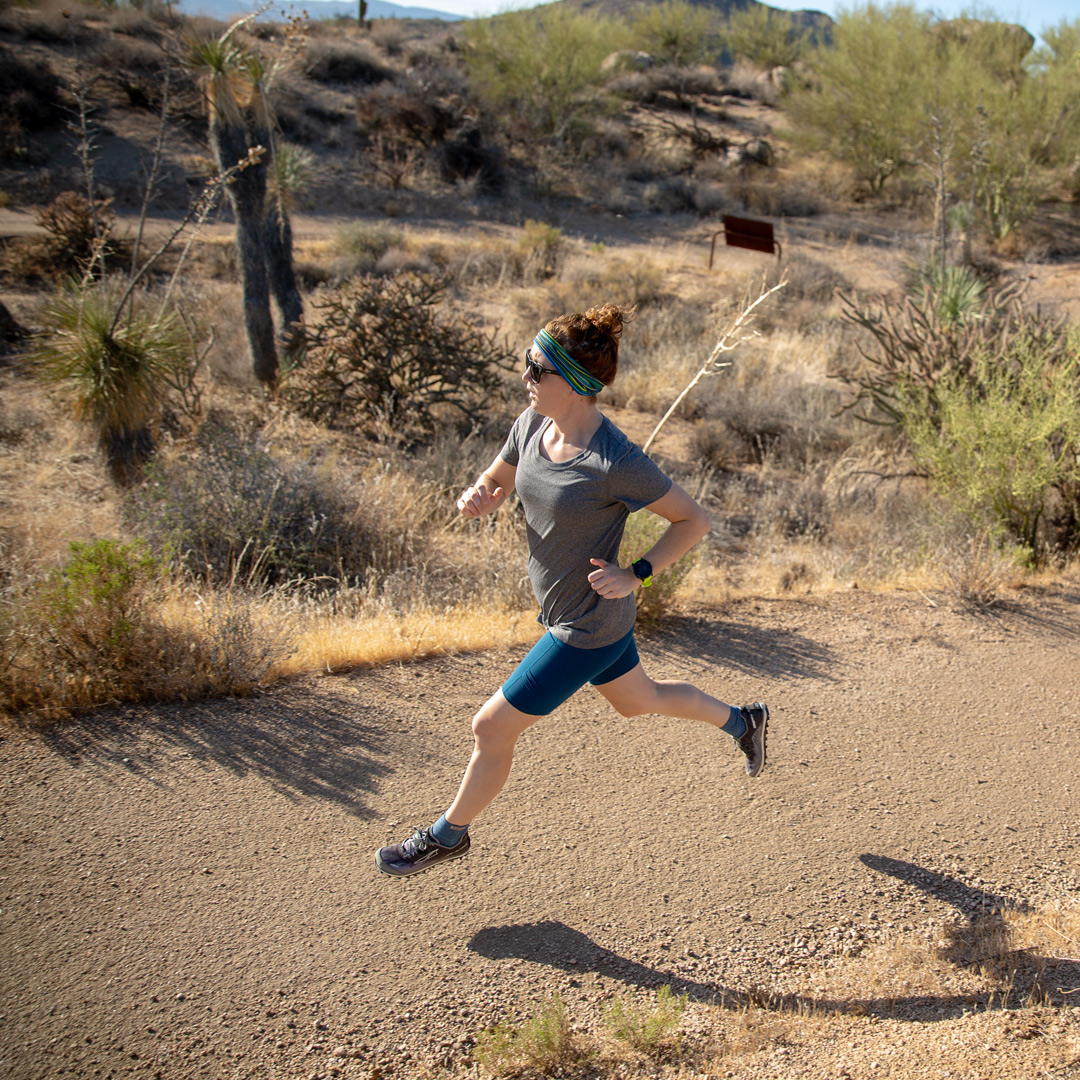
[356,80,458,148]
[2,192,118,286]
[835,282,1071,427]
[767,254,849,305]
[282,273,514,441]
[629,0,718,67]
[643,175,698,213]
[937,528,1018,611]
[787,5,1078,234]
[96,33,169,110]
[463,7,623,142]
[331,222,403,278]
[604,984,687,1058]
[725,173,827,217]
[0,45,64,164]
[690,419,748,470]
[0,541,293,719]
[726,4,808,68]
[125,420,375,587]
[516,220,564,280]
[27,279,193,485]
[8,0,95,43]
[34,539,160,665]
[619,509,696,626]
[474,995,590,1077]
[896,340,1080,555]
[440,125,505,192]
[305,38,391,84]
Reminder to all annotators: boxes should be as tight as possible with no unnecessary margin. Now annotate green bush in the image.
[604,983,687,1058]
[896,338,1080,554]
[785,6,1080,233]
[1,539,292,719]
[27,278,193,485]
[463,7,624,142]
[474,995,590,1076]
[35,539,160,668]
[619,509,696,627]
[282,272,514,441]
[630,0,717,68]
[726,5,807,69]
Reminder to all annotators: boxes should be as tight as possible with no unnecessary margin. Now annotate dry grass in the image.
[3,197,1079,718]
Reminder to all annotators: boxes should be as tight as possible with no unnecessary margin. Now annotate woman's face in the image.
[522,346,575,416]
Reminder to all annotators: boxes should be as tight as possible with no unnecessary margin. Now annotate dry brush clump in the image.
[0,538,291,722]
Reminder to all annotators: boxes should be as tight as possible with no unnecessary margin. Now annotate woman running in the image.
[375,303,768,877]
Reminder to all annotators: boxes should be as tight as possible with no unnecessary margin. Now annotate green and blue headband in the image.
[533,329,606,396]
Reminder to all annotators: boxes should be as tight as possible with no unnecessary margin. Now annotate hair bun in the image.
[584,303,635,342]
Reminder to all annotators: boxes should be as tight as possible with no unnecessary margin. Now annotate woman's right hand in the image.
[456,483,505,518]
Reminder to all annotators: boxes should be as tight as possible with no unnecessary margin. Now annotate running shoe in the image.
[734,702,769,777]
[375,826,471,877]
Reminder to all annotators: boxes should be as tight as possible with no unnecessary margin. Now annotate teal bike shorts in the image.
[501,628,639,716]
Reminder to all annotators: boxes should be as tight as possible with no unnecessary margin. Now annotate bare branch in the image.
[642,276,787,454]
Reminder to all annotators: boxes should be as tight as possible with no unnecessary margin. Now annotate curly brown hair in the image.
[545,303,636,389]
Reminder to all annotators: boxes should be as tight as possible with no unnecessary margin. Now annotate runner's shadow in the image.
[468,920,742,1005]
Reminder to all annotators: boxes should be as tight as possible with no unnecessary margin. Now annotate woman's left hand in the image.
[588,559,639,600]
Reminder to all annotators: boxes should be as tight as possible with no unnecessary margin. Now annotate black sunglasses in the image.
[524,351,560,383]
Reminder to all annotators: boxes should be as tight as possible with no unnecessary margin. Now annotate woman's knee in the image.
[603,683,657,718]
[471,696,530,751]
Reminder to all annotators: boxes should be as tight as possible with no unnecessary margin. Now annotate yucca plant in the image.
[187,21,304,383]
[28,280,189,485]
[266,142,313,357]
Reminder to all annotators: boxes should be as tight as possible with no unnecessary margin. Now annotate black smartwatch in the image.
[631,558,653,588]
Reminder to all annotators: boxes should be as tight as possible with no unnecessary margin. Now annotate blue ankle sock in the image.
[721,706,746,739]
[430,813,469,849]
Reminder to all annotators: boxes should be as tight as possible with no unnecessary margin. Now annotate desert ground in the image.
[3,583,1079,1079]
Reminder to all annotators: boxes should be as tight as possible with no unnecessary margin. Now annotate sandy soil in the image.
[3,586,1079,1079]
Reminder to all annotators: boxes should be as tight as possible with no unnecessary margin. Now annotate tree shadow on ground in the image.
[641,610,842,683]
[860,854,1079,1007]
[953,583,1080,637]
[470,855,1079,1021]
[36,684,397,818]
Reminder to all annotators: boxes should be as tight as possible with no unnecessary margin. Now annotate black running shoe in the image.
[734,702,769,777]
[375,826,471,877]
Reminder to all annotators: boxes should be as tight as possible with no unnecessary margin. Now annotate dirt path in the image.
[3,588,1080,1079]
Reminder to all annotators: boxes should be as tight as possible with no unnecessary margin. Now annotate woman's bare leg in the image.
[594,662,734,724]
[444,690,540,825]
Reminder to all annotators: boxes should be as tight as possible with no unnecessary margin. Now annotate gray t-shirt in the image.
[499,408,672,649]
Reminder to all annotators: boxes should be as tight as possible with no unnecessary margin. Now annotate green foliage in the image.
[896,338,1080,554]
[474,994,590,1077]
[726,5,806,69]
[786,3,934,193]
[786,4,1080,228]
[27,279,192,484]
[35,539,160,664]
[619,509,695,627]
[835,282,1071,427]
[126,421,374,587]
[604,983,688,1057]
[629,0,716,68]
[283,273,513,440]
[912,263,986,326]
[516,220,564,280]
[330,221,403,276]
[463,8,624,142]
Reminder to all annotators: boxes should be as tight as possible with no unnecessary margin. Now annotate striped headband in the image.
[533,329,606,396]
